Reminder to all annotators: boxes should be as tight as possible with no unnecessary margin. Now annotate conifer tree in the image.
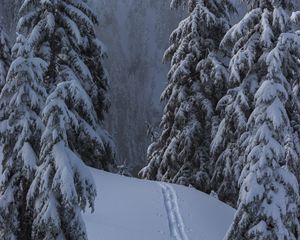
[210,4,264,207]
[17,0,115,170]
[140,0,234,191]
[0,24,11,91]
[224,1,300,238]
[0,35,47,240]
[285,10,300,187]
[210,61,254,206]
[14,0,113,239]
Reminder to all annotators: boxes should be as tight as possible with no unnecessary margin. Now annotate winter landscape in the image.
[1,0,300,239]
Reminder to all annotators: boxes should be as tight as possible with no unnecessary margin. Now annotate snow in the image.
[0,146,231,240]
[84,168,235,240]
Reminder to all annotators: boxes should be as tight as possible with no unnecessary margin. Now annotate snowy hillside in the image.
[0,147,234,239]
[84,169,235,240]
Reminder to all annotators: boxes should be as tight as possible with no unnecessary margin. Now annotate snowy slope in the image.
[0,146,234,239]
[84,169,235,240]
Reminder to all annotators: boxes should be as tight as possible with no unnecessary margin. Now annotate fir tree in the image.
[210,66,254,206]
[15,0,113,239]
[0,35,47,240]
[210,4,264,207]
[28,82,97,239]
[224,1,300,239]
[285,10,300,188]
[140,0,234,191]
[17,0,115,170]
[0,24,11,91]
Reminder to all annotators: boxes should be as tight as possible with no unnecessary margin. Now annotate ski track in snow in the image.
[159,182,190,240]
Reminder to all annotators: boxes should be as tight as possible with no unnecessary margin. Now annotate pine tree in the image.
[17,0,115,170]
[224,1,300,239]
[210,60,254,206]
[139,0,234,191]
[14,0,113,239]
[209,4,265,207]
[0,24,11,91]
[0,35,47,240]
[285,10,300,188]
[28,84,97,238]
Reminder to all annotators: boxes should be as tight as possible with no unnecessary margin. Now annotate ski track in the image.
[158,182,190,240]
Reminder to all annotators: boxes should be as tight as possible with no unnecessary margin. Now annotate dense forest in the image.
[1,0,300,240]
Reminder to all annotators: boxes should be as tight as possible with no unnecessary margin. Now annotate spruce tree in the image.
[0,35,47,240]
[17,0,115,170]
[210,63,254,206]
[210,3,264,207]
[14,0,113,239]
[0,24,10,91]
[285,10,300,188]
[224,1,300,239]
[140,0,234,191]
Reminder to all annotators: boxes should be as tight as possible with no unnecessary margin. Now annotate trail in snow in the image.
[159,182,190,240]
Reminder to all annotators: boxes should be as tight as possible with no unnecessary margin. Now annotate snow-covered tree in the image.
[140,0,234,191]
[17,0,115,170]
[210,0,300,208]
[285,10,300,188]
[224,1,300,239]
[209,4,266,207]
[0,24,10,91]
[0,35,47,240]
[14,0,114,239]
[210,69,254,206]
[27,81,97,239]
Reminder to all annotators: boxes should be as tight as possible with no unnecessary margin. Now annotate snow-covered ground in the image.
[0,148,234,239]
[84,168,235,240]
